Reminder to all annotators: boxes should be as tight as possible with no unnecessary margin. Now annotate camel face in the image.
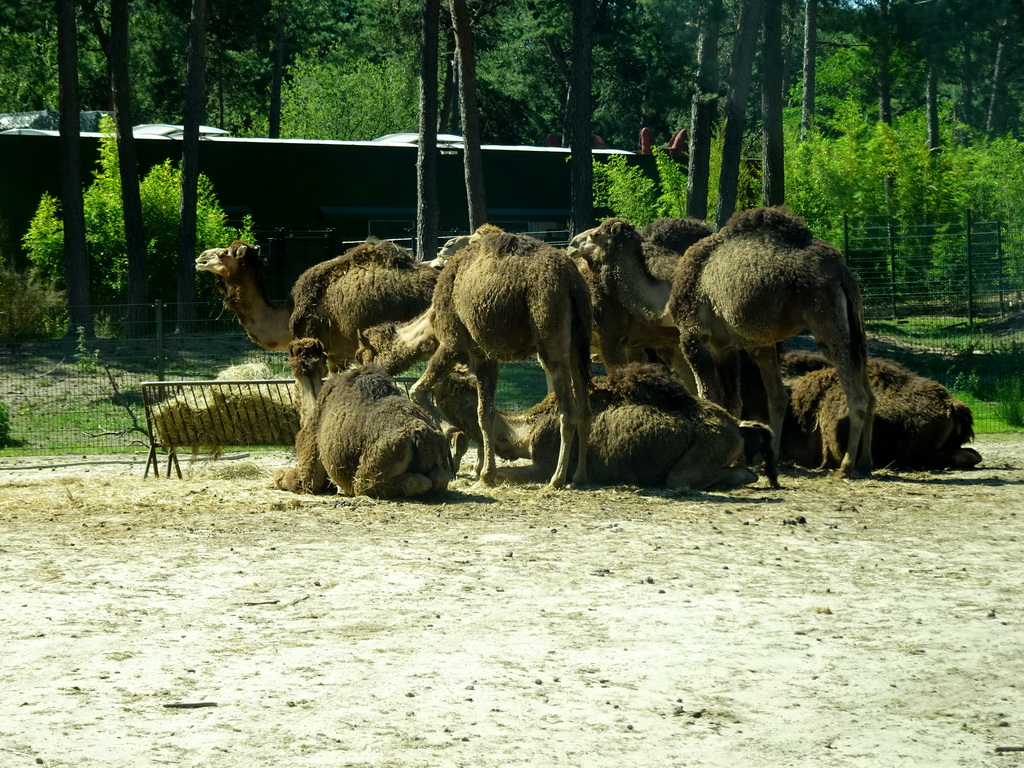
[195,241,261,278]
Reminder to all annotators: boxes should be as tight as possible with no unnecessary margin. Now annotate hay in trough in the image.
[148,367,300,453]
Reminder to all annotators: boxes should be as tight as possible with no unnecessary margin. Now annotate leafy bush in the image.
[22,117,253,306]
[0,399,11,448]
[0,263,66,339]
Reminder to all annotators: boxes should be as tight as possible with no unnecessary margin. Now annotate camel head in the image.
[288,337,329,420]
[569,218,640,265]
[195,240,262,279]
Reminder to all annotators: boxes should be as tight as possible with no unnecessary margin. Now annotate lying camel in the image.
[274,342,453,498]
[778,353,981,471]
[431,362,778,490]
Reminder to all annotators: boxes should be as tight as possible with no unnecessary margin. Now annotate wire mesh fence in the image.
[0,211,1021,456]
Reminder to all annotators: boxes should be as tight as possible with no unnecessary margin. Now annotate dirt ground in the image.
[1,435,1023,768]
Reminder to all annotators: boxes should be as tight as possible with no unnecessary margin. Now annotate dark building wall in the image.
[0,133,658,267]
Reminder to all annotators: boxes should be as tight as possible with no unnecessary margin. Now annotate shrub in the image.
[22,117,253,306]
[0,262,66,339]
[0,399,11,448]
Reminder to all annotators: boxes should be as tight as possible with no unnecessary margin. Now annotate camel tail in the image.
[843,275,869,371]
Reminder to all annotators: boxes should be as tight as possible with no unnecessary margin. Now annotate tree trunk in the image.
[108,0,149,336]
[417,0,440,261]
[986,20,1008,136]
[177,0,208,333]
[799,0,817,141]
[877,0,892,125]
[568,0,596,236]
[762,0,785,206]
[716,0,765,228]
[926,58,940,154]
[687,0,723,220]
[56,0,92,336]
[268,1,286,139]
[450,0,486,231]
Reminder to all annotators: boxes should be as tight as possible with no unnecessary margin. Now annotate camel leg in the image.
[666,442,755,491]
[679,332,726,405]
[473,359,500,485]
[749,346,789,460]
[826,351,876,478]
[536,355,583,490]
[409,344,461,431]
[275,429,332,494]
[569,353,592,487]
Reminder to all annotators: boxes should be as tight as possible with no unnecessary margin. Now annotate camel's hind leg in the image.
[832,359,875,477]
[536,354,589,489]
[749,346,790,461]
[472,359,501,485]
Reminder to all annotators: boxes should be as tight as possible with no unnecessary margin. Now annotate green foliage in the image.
[21,119,252,306]
[75,326,101,374]
[263,49,419,141]
[0,263,65,339]
[0,399,11,448]
[0,27,57,111]
[592,152,691,227]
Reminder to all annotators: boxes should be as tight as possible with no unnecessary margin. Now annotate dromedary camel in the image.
[195,238,439,370]
[579,208,876,478]
[274,341,453,498]
[568,217,713,372]
[429,362,777,490]
[771,352,981,471]
[408,225,593,490]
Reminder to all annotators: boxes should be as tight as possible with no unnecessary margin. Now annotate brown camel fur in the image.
[196,238,439,371]
[274,343,452,498]
[778,353,981,471]
[569,217,713,374]
[663,206,876,478]
[409,225,593,490]
[430,363,777,490]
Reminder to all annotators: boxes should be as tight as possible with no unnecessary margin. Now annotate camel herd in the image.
[196,206,981,499]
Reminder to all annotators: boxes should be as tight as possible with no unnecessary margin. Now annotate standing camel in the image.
[669,207,875,477]
[577,208,875,478]
[195,238,439,371]
[569,217,712,376]
[409,225,593,490]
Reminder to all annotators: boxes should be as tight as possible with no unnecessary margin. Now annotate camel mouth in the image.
[195,249,226,272]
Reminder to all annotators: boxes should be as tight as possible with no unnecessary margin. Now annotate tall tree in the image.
[103,0,149,331]
[567,0,596,235]
[268,0,286,139]
[417,0,441,261]
[762,0,785,205]
[799,0,817,141]
[687,0,724,220]
[177,0,208,331]
[987,17,1010,135]
[716,0,765,227]
[876,0,892,125]
[55,0,92,334]
[450,0,486,231]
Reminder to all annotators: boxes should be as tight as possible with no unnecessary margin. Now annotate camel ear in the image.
[236,242,261,259]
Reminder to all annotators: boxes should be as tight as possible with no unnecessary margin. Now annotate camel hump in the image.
[640,217,714,254]
[342,238,417,270]
[721,206,814,248]
[351,363,402,401]
[599,363,694,410]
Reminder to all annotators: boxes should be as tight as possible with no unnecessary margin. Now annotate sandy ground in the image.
[1,435,1023,767]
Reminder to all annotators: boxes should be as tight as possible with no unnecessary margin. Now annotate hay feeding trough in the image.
[141,377,301,478]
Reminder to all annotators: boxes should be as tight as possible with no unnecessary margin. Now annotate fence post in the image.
[966,209,974,325]
[887,217,898,320]
[842,214,849,260]
[997,219,1005,312]
[155,300,165,381]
